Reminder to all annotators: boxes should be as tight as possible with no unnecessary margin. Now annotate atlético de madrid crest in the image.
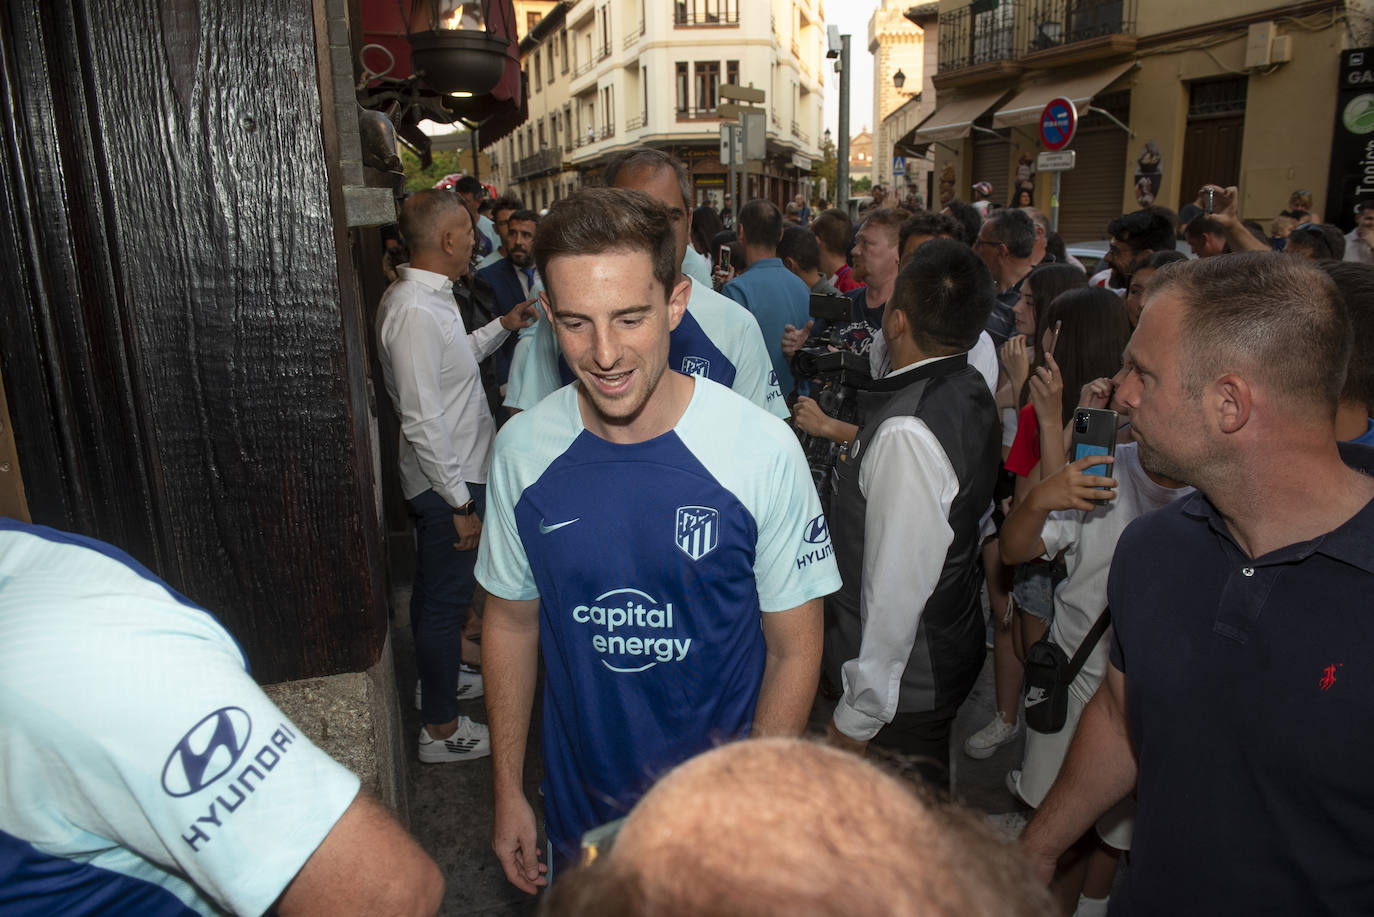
[675,506,719,561]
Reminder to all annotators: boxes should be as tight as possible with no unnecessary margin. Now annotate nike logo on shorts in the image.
[539,518,579,534]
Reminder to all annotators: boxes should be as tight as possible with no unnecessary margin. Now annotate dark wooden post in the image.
[0,0,387,683]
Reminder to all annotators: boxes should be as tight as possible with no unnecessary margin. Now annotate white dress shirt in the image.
[376,266,511,509]
[833,355,961,741]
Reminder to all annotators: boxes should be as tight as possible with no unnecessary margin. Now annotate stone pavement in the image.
[390,587,1032,916]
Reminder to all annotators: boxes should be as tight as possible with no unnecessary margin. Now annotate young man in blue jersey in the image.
[502,148,786,419]
[476,188,841,892]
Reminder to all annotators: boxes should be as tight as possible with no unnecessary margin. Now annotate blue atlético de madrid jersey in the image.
[476,378,840,865]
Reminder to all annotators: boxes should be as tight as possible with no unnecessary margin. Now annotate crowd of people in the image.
[5,146,1374,917]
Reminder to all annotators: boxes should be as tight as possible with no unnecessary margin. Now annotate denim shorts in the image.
[1012,558,1066,622]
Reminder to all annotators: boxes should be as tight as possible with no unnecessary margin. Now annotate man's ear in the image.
[1213,373,1252,435]
[666,278,691,332]
[537,289,553,322]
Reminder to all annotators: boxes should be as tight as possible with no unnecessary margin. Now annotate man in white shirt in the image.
[376,189,535,764]
[823,239,1001,789]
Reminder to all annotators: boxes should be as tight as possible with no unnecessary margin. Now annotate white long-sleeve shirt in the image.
[376,266,510,509]
[831,357,961,741]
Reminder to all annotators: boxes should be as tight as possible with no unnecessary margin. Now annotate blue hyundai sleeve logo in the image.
[161,707,253,797]
[803,514,830,544]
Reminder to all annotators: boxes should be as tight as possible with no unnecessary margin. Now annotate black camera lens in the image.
[1074,413,1090,434]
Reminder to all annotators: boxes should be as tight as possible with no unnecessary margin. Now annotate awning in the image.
[913,88,1011,143]
[991,61,1135,129]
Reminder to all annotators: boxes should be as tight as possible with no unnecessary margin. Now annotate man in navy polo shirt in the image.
[1020,253,1374,914]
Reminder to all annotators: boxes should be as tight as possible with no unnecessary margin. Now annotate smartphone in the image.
[1047,320,1063,358]
[1203,187,1215,215]
[717,244,732,273]
[1070,408,1118,498]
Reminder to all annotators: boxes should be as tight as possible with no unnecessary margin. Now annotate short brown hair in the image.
[602,147,691,212]
[1318,260,1374,411]
[859,207,907,243]
[1150,253,1350,412]
[811,208,852,256]
[534,188,679,299]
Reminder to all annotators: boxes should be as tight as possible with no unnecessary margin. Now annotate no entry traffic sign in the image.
[1040,97,1077,151]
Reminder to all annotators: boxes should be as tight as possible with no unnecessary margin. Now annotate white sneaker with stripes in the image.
[417,717,491,763]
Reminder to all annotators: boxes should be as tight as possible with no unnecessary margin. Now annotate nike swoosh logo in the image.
[539,518,579,534]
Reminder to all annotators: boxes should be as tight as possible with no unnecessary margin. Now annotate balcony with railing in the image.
[627,111,648,130]
[1022,0,1136,65]
[594,42,611,63]
[623,20,645,48]
[573,57,594,78]
[511,148,563,181]
[675,106,725,121]
[674,1,739,27]
[937,0,1025,74]
[598,123,617,140]
[935,0,1135,86]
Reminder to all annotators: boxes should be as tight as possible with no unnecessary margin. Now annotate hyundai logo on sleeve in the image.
[803,514,830,544]
[161,707,253,797]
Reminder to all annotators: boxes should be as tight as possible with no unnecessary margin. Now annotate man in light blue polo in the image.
[722,199,813,401]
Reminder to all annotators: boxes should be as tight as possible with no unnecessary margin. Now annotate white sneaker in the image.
[417,717,491,763]
[1005,768,1026,804]
[414,663,485,709]
[963,713,1022,759]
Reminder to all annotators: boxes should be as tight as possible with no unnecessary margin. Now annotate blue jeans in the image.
[408,485,485,726]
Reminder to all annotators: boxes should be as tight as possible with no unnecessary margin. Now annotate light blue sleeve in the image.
[681,383,840,610]
[504,297,563,411]
[682,246,713,288]
[0,548,360,917]
[689,281,788,419]
[476,415,543,600]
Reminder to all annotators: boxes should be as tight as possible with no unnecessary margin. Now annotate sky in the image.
[822,0,878,143]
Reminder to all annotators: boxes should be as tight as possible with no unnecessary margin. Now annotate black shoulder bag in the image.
[1022,607,1112,734]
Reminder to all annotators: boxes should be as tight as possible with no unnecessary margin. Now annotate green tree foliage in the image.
[814,133,837,205]
[400,147,469,193]
[852,176,872,193]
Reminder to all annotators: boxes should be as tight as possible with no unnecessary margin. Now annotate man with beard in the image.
[477,209,540,388]
[478,189,839,892]
[475,194,524,272]
[1020,253,1374,914]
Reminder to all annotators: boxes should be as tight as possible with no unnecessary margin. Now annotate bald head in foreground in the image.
[541,739,1056,917]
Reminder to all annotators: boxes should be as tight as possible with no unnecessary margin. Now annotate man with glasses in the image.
[1100,209,1176,294]
[974,208,1036,347]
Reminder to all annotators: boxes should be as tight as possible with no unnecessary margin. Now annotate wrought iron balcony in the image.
[674,2,739,27]
[627,111,648,130]
[598,123,616,140]
[938,0,1025,74]
[623,21,645,48]
[676,107,724,120]
[573,57,594,78]
[511,148,563,181]
[1026,0,1134,52]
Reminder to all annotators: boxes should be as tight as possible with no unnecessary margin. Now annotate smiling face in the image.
[543,248,690,441]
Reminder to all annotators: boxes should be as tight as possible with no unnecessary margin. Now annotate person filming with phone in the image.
[1019,253,1374,914]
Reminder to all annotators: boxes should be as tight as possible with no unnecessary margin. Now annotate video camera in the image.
[791,292,874,494]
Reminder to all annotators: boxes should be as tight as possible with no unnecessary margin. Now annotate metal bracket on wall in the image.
[1086,106,1134,137]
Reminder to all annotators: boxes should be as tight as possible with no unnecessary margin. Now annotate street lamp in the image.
[893,68,906,90]
[408,1,510,96]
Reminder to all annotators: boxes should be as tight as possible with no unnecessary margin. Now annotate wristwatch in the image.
[453,499,477,516]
